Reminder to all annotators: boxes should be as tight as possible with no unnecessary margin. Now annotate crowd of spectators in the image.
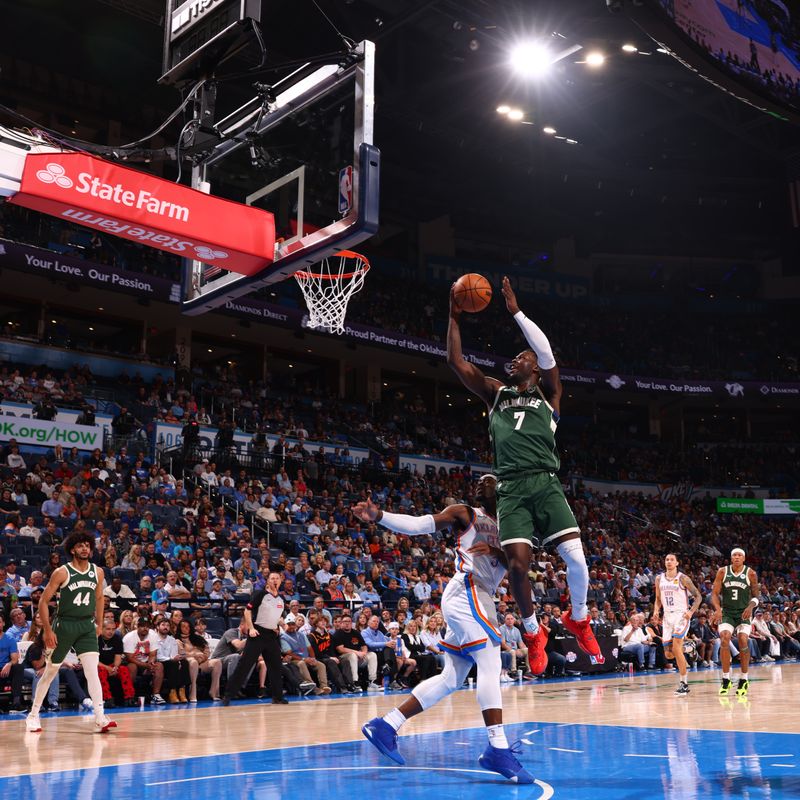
[1,425,799,708]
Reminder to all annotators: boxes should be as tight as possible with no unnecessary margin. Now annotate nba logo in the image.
[338,165,353,215]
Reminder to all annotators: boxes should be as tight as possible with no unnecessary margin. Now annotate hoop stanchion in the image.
[294,250,370,335]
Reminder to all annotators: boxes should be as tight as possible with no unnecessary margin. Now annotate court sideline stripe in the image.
[145,765,556,798]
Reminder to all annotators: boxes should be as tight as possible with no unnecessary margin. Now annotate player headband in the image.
[731,548,745,557]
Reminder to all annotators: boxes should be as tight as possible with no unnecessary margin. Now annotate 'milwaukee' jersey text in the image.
[57,563,99,620]
[489,384,559,478]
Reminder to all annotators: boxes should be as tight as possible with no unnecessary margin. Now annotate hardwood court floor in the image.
[2,662,798,799]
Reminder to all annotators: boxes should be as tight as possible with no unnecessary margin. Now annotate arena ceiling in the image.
[3,0,799,259]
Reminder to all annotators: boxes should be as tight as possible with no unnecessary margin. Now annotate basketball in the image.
[453,273,492,313]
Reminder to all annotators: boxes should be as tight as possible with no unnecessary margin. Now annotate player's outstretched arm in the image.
[447,285,502,407]
[353,497,472,535]
[502,276,563,408]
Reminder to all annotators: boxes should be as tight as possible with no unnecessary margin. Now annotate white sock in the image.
[679,674,687,683]
[384,708,407,731]
[522,614,539,635]
[557,538,589,620]
[487,724,509,749]
[741,671,748,679]
[722,672,730,680]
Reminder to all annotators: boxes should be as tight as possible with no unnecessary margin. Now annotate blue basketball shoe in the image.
[478,741,534,784]
[362,717,406,765]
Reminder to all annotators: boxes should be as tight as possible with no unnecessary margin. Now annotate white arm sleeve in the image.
[513,311,556,370]
[378,511,436,536]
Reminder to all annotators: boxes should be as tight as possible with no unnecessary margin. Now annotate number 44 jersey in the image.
[489,383,560,478]
[58,563,100,619]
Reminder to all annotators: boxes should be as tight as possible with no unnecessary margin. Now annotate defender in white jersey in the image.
[652,553,702,695]
[355,475,534,785]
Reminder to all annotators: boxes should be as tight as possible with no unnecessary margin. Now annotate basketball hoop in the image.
[294,250,370,335]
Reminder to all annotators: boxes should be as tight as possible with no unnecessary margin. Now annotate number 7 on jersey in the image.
[513,411,525,430]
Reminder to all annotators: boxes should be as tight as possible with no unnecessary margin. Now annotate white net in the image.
[294,250,370,335]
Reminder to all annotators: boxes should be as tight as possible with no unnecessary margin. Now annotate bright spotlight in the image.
[496,105,511,115]
[543,126,557,135]
[586,51,605,67]
[510,41,553,77]
[507,108,525,121]
[621,43,638,53]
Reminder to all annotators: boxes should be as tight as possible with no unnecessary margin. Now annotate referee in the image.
[222,572,288,705]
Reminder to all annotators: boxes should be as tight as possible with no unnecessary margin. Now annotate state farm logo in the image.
[195,246,228,261]
[35,162,190,222]
[36,163,73,189]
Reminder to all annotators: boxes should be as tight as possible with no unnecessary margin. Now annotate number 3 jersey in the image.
[489,383,560,478]
[453,507,506,595]
[57,562,100,620]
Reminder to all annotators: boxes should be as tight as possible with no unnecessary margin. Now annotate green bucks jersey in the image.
[721,565,751,614]
[489,384,560,478]
[58,562,99,620]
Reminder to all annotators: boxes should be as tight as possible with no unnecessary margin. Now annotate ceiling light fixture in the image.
[510,41,553,77]
[543,126,557,135]
[585,51,605,67]
[622,44,638,53]
[496,104,511,114]
[507,108,525,121]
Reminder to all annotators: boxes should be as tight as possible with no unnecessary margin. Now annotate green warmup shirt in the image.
[489,384,560,478]
[57,563,100,620]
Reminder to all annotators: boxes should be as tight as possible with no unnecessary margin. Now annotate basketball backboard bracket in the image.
[181,39,379,316]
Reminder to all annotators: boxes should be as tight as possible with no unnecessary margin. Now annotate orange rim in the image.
[294,250,370,281]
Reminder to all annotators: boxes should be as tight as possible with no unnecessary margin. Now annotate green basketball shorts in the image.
[496,472,580,547]
[50,617,99,664]
[719,610,751,636]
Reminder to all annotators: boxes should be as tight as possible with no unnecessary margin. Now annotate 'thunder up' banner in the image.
[716,498,800,515]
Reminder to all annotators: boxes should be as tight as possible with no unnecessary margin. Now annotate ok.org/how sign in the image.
[0,414,102,451]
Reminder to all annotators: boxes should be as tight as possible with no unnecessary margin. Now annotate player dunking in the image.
[712,548,759,698]
[447,277,602,664]
[357,475,534,784]
[26,531,116,733]
[652,553,702,695]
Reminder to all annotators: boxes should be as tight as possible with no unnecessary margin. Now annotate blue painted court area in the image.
[4,718,798,800]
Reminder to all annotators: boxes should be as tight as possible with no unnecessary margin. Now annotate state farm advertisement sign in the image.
[8,153,275,276]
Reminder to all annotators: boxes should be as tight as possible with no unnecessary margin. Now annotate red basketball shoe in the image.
[562,610,604,664]
[523,628,549,675]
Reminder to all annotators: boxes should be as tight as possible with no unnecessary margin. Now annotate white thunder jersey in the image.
[659,572,689,614]
[453,507,505,594]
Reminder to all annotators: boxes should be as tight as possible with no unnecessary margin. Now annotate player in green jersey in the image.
[447,277,603,665]
[711,547,759,698]
[26,531,117,733]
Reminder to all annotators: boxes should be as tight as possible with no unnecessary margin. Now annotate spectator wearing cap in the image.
[281,618,330,694]
[151,576,170,613]
[4,560,26,593]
